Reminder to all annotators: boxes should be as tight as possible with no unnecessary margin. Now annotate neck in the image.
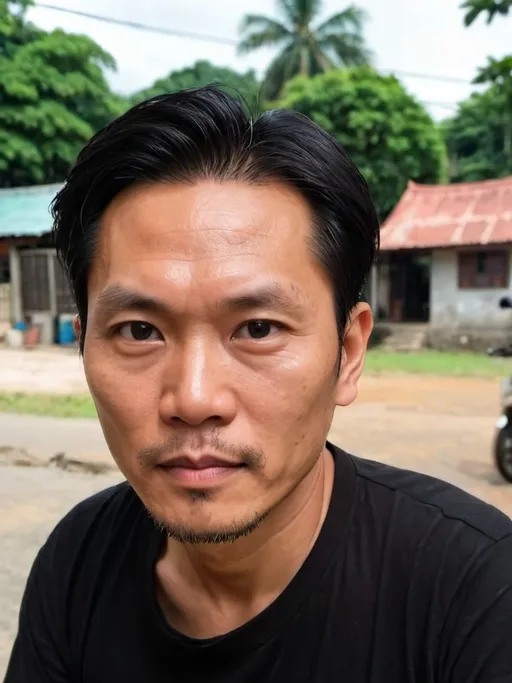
[155,448,335,638]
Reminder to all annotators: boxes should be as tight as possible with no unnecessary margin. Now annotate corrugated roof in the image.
[0,183,61,238]
[380,176,512,251]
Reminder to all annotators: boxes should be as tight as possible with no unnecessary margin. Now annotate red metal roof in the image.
[379,176,512,251]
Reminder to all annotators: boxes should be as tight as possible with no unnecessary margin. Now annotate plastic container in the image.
[6,328,24,348]
[58,315,75,345]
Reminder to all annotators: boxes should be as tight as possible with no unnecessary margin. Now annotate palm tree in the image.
[238,0,371,100]
[461,0,511,27]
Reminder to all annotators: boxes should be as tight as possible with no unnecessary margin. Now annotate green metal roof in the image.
[0,183,61,238]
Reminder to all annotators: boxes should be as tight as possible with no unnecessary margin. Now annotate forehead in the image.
[91,180,325,297]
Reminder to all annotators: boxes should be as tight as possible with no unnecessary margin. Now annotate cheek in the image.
[244,353,337,452]
[84,347,162,452]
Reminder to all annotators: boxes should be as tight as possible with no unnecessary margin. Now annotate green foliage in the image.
[461,0,511,25]
[474,55,512,92]
[456,1,512,172]
[238,1,371,100]
[278,68,447,218]
[0,2,126,187]
[131,60,261,112]
[443,87,512,181]
[0,0,40,56]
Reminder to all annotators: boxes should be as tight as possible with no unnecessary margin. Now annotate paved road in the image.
[0,412,109,467]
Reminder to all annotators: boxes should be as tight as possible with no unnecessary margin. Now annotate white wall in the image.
[430,248,512,329]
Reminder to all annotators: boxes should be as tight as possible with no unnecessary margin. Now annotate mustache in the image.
[137,432,265,470]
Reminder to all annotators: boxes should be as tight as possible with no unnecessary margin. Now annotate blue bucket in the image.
[58,318,75,345]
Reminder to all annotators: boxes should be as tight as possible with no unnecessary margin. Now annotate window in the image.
[458,250,509,289]
[20,251,50,311]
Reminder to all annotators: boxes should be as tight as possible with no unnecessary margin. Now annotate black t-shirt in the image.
[5,445,512,683]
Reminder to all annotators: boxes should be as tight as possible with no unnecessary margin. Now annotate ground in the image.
[0,346,511,676]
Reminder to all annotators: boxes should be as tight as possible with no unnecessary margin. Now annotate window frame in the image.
[457,249,510,290]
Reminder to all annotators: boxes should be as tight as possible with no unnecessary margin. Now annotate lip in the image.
[157,454,245,487]
[158,454,242,469]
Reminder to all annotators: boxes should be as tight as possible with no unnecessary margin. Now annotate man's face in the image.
[83,180,370,542]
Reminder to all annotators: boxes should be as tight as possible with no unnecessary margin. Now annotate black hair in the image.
[52,86,379,353]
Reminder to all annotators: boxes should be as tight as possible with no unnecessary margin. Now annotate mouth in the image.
[157,455,246,487]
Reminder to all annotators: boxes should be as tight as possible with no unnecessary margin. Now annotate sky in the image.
[27,0,511,121]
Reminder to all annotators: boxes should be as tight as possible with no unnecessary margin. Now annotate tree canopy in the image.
[460,0,512,25]
[238,0,371,100]
[448,0,512,179]
[473,56,512,164]
[0,0,126,187]
[131,60,261,111]
[443,87,511,181]
[279,68,446,218]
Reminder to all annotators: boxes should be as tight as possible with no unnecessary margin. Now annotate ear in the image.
[73,314,81,342]
[335,303,373,407]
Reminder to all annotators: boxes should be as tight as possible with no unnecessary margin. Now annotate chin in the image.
[148,506,271,545]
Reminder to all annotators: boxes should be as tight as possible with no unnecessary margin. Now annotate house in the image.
[374,175,512,349]
[0,183,75,344]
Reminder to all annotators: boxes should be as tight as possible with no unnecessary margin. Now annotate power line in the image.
[34,2,473,93]
[381,69,470,86]
[35,3,239,46]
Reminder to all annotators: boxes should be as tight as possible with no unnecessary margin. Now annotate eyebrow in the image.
[94,283,307,323]
[217,285,306,317]
[94,285,172,324]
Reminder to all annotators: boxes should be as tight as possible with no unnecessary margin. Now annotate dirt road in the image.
[338,374,511,516]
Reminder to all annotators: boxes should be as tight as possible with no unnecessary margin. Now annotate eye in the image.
[233,320,281,340]
[117,322,162,342]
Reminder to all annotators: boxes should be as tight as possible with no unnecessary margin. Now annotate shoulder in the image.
[346,451,512,543]
[37,481,142,572]
[337,448,512,672]
[52,481,136,534]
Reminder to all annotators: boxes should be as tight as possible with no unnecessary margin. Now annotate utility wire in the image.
[421,101,458,110]
[35,3,240,45]
[34,1,473,102]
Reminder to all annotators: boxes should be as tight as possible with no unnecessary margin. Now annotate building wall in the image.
[0,282,11,330]
[429,247,512,349]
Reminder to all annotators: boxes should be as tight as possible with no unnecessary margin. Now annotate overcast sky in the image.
[28,0,511,120]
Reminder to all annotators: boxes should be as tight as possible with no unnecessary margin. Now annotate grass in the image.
[0,350,510,419]
[0,392,97,418]
[364,349,512,377]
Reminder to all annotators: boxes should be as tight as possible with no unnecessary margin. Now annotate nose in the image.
[160,337,237,427]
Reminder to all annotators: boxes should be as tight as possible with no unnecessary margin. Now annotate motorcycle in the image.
[487,296,512,483]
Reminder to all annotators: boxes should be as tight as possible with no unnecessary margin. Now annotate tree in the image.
[238,0,371,100]
[443,87,511,181]
[458,0,512,172]
[131,60,261,111]
[461,0,511,25]
[278,68,446,218]
[0,0,40,56]
[0,1,126,187]
[473,56,512,163]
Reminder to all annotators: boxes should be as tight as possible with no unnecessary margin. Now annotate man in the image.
[5,87,512,683]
